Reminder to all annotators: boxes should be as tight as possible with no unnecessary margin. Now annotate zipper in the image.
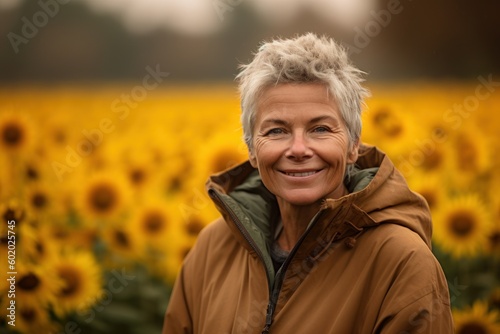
[262,210,324,333]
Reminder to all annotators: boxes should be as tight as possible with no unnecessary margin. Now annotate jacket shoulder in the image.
[363,223,450,306]
[183,216,240,269]
[366,223,440,276]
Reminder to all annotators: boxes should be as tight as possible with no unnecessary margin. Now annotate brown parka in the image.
[163,145,454,333]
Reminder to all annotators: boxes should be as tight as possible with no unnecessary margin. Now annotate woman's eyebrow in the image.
[260,119,290,127]
[309,115,340,126]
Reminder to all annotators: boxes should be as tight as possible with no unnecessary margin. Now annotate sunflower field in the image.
[0,82,499,333]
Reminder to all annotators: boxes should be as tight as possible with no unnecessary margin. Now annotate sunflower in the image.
[127,163,150,189]
[118,144,164,201]
[43,111,72,151]
[77,172,131,222]
[176,189,219,236]
[407,172,445,214]
[30,218,97,258]
[24,181,60,219]
[49,251,103,316]
[14,261,61,308]
[453,301,500,334]
[0,199,26,225]
[14,302,59,334]
[102,223,145,262]
[182,212,209,239]
[128,200,177,249]
[18,157,44,183]
[415,138,450,174]
[159,155,189,197]
[0,112,34,154]
[361,102,418,158]
[195,131,248,180]
[19,222,59,264]
[148,224,195,285]
[433,194,492,258]
[447,127,492,189]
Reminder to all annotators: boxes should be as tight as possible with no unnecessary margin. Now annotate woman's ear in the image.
[347,140,359,164]
[249,148,258,168]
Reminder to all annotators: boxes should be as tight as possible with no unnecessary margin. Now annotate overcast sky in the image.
[1,0,377,35]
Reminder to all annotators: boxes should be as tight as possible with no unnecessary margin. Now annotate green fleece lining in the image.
[227,170,278,286]
[218,192,277,287]
[346,167,379,193]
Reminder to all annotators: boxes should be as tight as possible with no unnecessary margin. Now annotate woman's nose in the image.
[285,132,313,160]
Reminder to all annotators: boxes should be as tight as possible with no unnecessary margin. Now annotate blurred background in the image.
[0,0,499,333]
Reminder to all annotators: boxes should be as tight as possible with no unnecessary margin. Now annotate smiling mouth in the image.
[282,170,322,177]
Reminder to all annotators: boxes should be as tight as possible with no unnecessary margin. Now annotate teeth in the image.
[286,171,317,177]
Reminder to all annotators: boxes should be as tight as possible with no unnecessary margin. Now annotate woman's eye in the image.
[266,128,284,135]
[313,126,330,133]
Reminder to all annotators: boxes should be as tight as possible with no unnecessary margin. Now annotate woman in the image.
[163,33,453,333]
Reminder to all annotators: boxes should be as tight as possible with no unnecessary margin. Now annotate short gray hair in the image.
[236,33,370,151]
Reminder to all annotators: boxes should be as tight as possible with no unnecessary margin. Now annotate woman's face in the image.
[250,83,358,206]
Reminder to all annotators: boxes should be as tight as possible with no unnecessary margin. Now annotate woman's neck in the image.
[276,185,349,252]
[276,199,322,252]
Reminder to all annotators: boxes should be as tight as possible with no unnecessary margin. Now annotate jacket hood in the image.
[206,144,432,259]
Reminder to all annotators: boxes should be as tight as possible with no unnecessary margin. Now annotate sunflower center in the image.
[489,231,500,249]
[185,217,204,236]
[31,192,48,209]
[449,212,475,237]
[167,176,182,193]
[144,212,166,233]
[35,241,45,256]
[53,227,69,240]
[54,129,66,144]
[89,184,118,213]
[17,273,41,291]
[422,149,443,171]
[114,230,130,248]
[3,208,15,222]
[130,168,146,186]
[372,109,403,137]
[2,206,25,223]
[457,322,488,334]
[2,123,24,147]
[433,126,447,140]
[26,166,39,180]
[59,267,81,297]
[20,308,37,322]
